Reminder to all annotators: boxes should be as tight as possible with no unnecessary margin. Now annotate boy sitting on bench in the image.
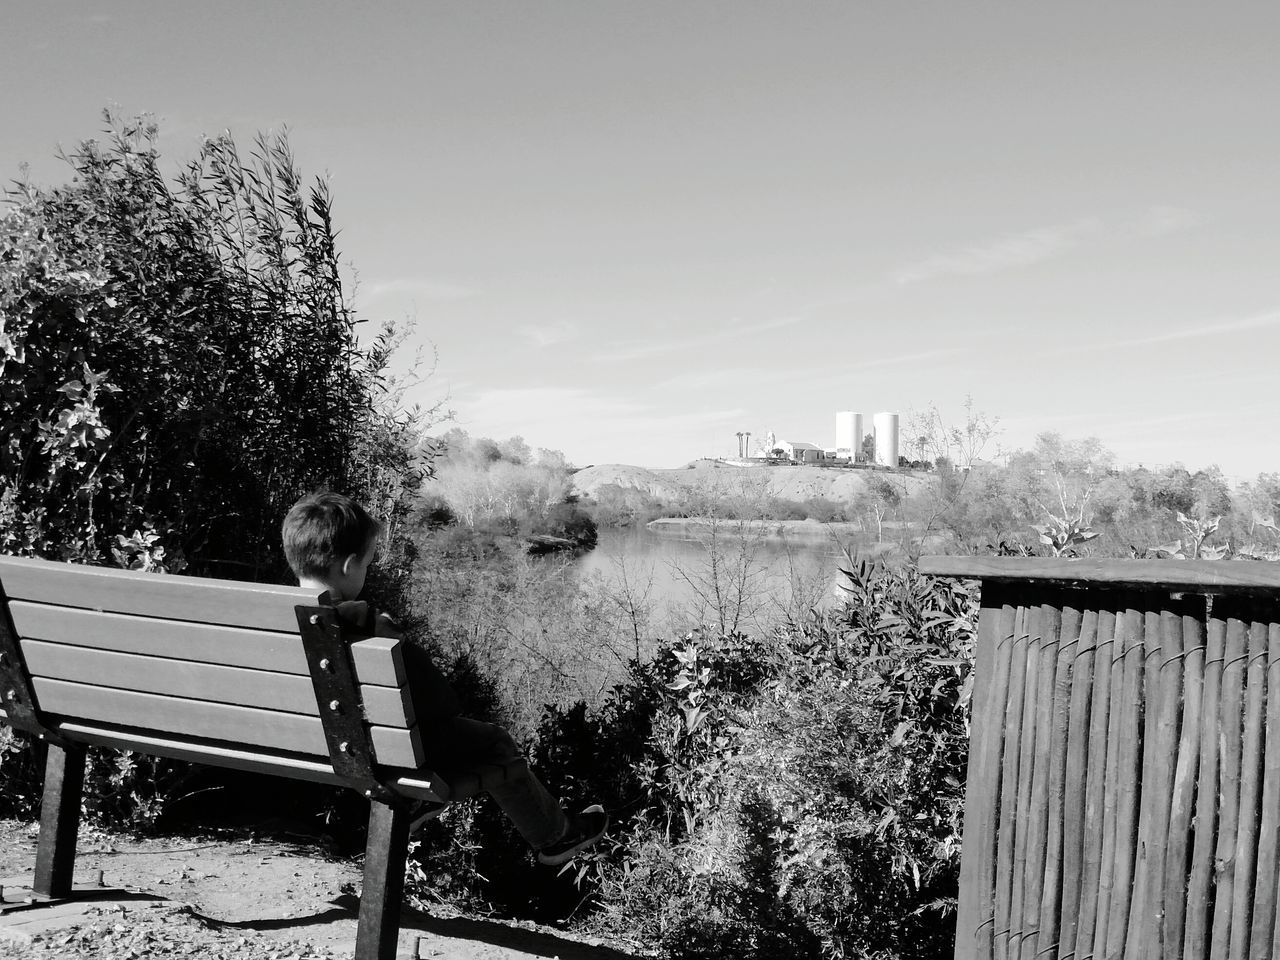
[282,491,607,866]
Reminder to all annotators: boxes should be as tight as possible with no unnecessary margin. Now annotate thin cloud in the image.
[1083,309,1280,351]
[595,315,801,363]
[454,386,744,453]
[655,367,773,391]
[800,347,970,388]
[1129,205,1197,238]
[519,320,578,348]
[891,206,1197,286]
[892,218,1104,285]
[363,277,478,302]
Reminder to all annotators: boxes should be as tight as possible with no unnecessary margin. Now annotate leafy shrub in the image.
[582,483,667,528]
[0,111,426,829]
[803,496,846,522]
[526,560,975,959]
[765,497,809,520]
[532,501,598,546]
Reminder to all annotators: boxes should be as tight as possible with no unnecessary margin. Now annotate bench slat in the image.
[50,721,454,803]
[10,601,311,674]
[20,639,415,728]
[0,556,321,631]
[350,636,407,687]
[11,602,410,691]
[32,678,424,768]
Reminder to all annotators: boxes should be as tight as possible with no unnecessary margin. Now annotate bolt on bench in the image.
[919,556,1280,960]
[0,555,524,960]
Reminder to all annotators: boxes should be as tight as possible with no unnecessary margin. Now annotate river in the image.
[573,521,878,636]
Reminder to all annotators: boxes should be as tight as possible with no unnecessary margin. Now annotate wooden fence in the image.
[918,557,1280,960]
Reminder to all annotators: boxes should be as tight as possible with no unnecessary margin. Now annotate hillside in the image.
[570,459,932,506]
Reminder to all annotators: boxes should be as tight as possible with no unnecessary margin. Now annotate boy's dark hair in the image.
[282,491,384,580]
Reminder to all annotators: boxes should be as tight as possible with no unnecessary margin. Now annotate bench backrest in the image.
[0,555,423,772]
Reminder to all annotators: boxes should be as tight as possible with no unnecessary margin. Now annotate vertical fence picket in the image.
[1020,601,1061,960]
[1037,602,1079,960]
[1134,603,1183,960]
[1208,614,1248,960]
[1252,620,1280,960]
[957,589,1018,960]
[1010,604,1044,958]
[1184,608,1226,959]
[1104,601,1145,959]
[1227,613,1267,959]
[1091,604,1125,960]
[995,604,1031,960]
[1124,606,1163,958]
[1059,607,1098,957]
[1162,601,1206,957]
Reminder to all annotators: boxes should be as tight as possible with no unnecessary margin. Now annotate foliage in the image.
[0,111,430,828]
[1,110,427,575]
[528,560,976,959]
[581,482,668,528]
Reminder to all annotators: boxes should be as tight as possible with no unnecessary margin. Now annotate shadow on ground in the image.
[194,893,645,960]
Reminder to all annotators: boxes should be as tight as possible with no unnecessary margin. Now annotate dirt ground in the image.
[0,820,645,960]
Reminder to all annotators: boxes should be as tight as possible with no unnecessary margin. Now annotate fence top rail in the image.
[917,556,1280,594]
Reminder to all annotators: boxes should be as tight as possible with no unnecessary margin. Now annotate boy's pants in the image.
[422,717,569,850]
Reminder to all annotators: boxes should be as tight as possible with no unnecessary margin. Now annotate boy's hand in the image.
[376,610,405,639]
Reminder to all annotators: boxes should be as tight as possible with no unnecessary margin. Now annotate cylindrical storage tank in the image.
[873,412,899,467]
[835,411,863,457]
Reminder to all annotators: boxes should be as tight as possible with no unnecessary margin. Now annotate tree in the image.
[860,433,876,464]
[0,112,430,577]
[896,398,1000,554]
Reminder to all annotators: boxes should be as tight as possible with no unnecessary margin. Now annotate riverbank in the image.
[646,516,871,540]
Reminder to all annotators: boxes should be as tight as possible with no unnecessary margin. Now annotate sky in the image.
[4,2,1278,479]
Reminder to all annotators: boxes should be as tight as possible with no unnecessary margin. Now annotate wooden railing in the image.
[918,557,1280,960]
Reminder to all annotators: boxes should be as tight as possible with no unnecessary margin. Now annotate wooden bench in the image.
[919,556,1280,960]
[0,554,523,960]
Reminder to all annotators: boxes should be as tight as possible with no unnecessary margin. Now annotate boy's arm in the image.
[371,611,462,720]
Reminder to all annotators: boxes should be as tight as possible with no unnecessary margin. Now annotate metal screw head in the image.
[364,789,373,797]
[338,741,350,753]
[319,658,331,671]
[309,614,321,625]
[329,699,341,712]
[4,690,14,701]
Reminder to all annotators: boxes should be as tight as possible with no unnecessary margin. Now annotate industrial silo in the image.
[873,412,899,467]
[835,411,863,458]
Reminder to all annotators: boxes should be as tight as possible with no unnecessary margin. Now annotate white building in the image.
[835,411,864,458]
[873,412,900,467]
[764,440,824,463]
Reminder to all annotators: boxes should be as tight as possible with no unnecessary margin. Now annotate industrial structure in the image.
[834,412,864,459]
[835,410,899,466]
[735,409,901,466]
[872,412,900,467]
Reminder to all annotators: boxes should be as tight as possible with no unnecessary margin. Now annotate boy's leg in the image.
[426,718,568,850]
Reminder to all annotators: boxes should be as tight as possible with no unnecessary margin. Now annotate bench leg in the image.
[355,799,410,960]
[33,741,87,899]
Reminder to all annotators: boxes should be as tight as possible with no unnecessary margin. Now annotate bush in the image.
[0,111,427,829]
[802,496,846,522]
[527,560,975,959]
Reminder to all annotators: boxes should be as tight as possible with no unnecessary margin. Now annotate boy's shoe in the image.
[537,805,609,866]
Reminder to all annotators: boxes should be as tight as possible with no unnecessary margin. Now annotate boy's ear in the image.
[340,553,360,577]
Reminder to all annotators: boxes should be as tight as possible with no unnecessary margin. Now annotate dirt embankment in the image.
[571,459,932,506]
